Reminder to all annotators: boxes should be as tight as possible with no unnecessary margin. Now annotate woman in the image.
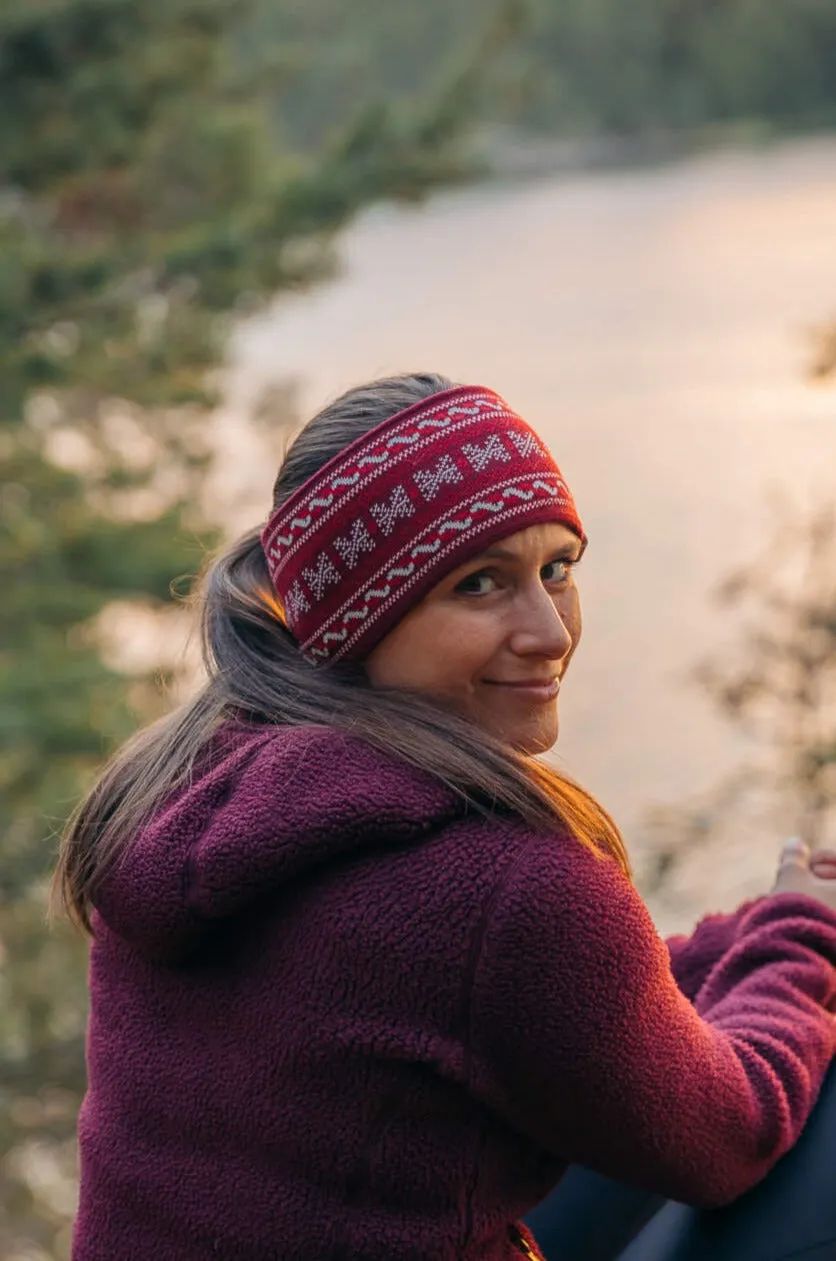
[59,374,836,1260]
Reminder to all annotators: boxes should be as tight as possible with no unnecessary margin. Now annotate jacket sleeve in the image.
[666,901,758,1002]
[467,833,836,1208]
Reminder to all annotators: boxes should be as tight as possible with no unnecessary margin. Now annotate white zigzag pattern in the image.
[356,453,390,468]
[305,478,563,659]
[266,391,506,563]
[438,516,474,533]
[270,512,313,552]
[443,406,484,419]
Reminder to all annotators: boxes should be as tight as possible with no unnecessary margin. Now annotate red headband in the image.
[260,385,585,664]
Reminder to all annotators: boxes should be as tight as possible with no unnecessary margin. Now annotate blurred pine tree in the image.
[0,0,515,1252]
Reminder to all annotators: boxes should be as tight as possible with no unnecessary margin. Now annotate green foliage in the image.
[697,502,836,848]
[0,1,509,1252]
[639,500,836,900]
[254,0,836,141]
[516,0,836,135]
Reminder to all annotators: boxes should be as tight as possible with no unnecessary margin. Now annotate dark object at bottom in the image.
[527,1062,836,1261]
[525,1167,664,1261]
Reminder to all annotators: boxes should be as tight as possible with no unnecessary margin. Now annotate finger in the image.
[777,836,811,870]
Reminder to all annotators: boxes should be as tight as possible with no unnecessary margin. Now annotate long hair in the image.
[55,372,630,931]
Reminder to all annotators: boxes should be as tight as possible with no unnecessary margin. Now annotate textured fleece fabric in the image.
[73,722,836,1261]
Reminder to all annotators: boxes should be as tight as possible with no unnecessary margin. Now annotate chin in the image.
[510,719,559,756]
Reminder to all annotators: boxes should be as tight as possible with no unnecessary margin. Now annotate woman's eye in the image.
[456,571,498,596]
[542,560,575,584]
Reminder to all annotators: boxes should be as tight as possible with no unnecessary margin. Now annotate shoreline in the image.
[473,119,836,184]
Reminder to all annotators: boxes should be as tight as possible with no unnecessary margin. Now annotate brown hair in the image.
[55,372,630,931]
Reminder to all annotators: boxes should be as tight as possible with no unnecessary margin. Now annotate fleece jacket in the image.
[72,721,836,1260]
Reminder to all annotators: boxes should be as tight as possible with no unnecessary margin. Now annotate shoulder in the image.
[469,827,665,1004]
[479,823,637,917]
[209,721,621,903]
[211,719,462,828]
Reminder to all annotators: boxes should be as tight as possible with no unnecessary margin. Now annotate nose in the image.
[507,585,574,663]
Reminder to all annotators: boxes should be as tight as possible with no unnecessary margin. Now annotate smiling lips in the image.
[482,678,561,703]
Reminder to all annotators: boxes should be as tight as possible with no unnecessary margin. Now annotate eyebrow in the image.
[476,541,583,563]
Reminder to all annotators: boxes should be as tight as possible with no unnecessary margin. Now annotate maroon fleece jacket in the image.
[73,721,836,1261]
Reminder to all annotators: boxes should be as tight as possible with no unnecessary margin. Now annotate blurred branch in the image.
[809,316,836,381]
[638,767,760,897]
[694,499,836,848]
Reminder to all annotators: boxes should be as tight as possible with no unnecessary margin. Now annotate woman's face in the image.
[365,522,583,754]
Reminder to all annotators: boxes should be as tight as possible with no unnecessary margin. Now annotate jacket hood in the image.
[93,721,464,959]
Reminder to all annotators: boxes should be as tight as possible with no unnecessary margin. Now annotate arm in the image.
[666,901,758,1002]
[468,833,836,1209]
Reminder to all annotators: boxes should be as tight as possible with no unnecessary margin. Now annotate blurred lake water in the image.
[227,135,836,927]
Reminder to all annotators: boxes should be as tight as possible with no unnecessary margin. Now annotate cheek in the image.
[367,607,500,693]
[413,616,498,690]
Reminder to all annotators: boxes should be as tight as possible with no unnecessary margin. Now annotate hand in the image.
[771,837,836,913]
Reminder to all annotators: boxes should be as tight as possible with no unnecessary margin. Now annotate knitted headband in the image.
[260,385,585,665]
